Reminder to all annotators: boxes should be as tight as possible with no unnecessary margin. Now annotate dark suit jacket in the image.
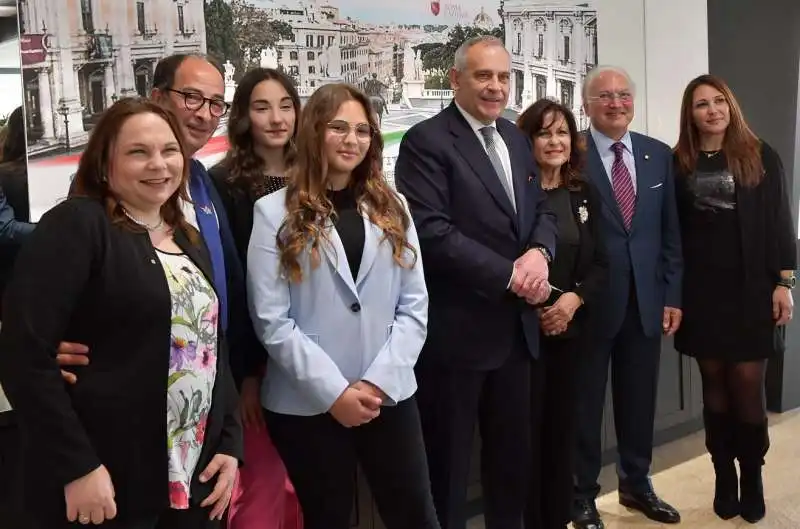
[0,197,243,524]
[584,130,683,338]
[544,181,609,340]
[193,161,264,386]
[395,102,558,369]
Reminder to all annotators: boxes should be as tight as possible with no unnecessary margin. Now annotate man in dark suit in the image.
[570,65,683,529]
[395,35,558,529]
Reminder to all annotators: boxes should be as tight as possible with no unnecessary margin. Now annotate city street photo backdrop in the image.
[15,0,597,220]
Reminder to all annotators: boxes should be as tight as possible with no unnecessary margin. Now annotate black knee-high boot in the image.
[736,420,769,524]
[703,409,739,519]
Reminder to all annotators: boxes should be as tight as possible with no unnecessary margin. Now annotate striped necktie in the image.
[479,126,515,210]
[611,141,635,230]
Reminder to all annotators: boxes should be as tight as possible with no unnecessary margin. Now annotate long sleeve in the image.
[247,196,350,411]
[395,126,516,299]
[661,151,684,309]
[0,199,102,486]
[526,156,558,259]
[214,339,244,463]
[0,186,34,244]
[763,142,797,272]
[362,196,428,404]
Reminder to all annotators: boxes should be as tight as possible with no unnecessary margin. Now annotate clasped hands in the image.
[510,248,551,305]
[329,381,386,428]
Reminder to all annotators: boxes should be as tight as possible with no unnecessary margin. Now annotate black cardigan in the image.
[546,180,609,338]
[674,141,797,324]
[0,197,242,524]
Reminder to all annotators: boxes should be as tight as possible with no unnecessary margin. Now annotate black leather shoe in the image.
[571,499,605,529]
[619,491,681,524]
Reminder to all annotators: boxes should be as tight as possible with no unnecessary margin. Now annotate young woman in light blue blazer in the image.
[246,83,440,529]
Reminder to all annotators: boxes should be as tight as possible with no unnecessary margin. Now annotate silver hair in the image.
[453,35,507,71]
[582,65,636,101]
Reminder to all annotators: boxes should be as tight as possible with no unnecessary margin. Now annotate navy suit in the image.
[396,102,557,529]
[573,129,683,499]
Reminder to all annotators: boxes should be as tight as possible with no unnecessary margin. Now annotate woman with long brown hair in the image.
[0,98,241,528]
[673,74,795,524]
[246,83,439,529]
[209,67,303,529]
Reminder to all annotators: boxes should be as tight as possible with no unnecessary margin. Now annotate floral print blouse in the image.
[157,249,219,509]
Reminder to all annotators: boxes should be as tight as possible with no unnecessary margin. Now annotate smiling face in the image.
[532,110,572,172]
[451,41,510,124]
[691,83,730,138]
[323,99,371,185]
[250,79,297,150]
[107,112,184,213]
[155,57,225,156]
[584,70,635,140]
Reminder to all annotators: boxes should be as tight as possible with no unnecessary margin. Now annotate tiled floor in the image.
[468,410,800,528]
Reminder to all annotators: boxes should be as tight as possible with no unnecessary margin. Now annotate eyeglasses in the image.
[168,89,230,117]
[587,91,634,105]
[327,120,372,142]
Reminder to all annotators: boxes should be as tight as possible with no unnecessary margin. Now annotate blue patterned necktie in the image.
[188,159,228,330]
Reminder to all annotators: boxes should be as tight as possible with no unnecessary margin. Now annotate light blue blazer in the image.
[247,188,428,416]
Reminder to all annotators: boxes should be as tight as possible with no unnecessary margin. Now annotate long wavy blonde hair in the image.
[277,83,416,283]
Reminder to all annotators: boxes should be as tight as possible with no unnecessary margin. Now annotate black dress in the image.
[674,146,790,361]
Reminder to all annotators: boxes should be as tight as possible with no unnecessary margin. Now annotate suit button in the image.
[350,302,361,313]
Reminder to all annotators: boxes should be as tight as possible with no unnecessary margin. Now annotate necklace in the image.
[122,208,164,231]
[703,150,721,158]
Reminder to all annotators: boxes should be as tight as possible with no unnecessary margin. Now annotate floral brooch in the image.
[578,200,589,223]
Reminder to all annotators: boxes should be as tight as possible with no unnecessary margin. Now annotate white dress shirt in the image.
[590,125,638,193]
[454,101,515,205]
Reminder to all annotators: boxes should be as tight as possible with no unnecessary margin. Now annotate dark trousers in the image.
[417,346,540,529]
[573,294,661,500]
[525,336,578,529]
[265,397,439,529]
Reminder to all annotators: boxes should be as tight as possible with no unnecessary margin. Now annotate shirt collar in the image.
[454,100,496,134]
[590,125,633,155]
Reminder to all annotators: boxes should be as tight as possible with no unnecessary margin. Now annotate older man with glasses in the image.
[570,65,684,529]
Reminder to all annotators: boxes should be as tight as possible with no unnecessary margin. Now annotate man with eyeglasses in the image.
[571,65,683,529]
[56,53,257,522]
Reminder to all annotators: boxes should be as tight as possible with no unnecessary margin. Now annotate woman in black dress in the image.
[674,74,795,524]
[516,99,608,529]
[208,67,303,529]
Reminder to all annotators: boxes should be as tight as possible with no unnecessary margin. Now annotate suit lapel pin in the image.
[528,175,533,182]
[201,205,213,215]
[644,154,650,160]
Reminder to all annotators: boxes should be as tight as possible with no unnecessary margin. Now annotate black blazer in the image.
[674,141,797,338]
[545,181,609,339]
[395,102,558,369]
[0,197,242,524]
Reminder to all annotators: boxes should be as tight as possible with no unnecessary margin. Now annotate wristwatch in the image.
[777,275,796,289]
[533,245,552,263]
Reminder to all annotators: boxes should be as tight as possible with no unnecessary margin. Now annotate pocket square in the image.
[650,182,663,189]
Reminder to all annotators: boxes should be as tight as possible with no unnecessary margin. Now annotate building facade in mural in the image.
[503,0,597,127]
[18,0,206,155]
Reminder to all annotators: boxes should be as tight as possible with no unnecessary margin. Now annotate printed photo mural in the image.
[17,0,597,222]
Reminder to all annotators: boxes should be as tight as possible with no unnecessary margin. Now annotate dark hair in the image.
[221,68,301,198]
[152,53,224,91]
[675,74,762,187]
[71,97,195,241]
[278,83,416,282]
[516,98,585,190]
[1,106,26,163]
